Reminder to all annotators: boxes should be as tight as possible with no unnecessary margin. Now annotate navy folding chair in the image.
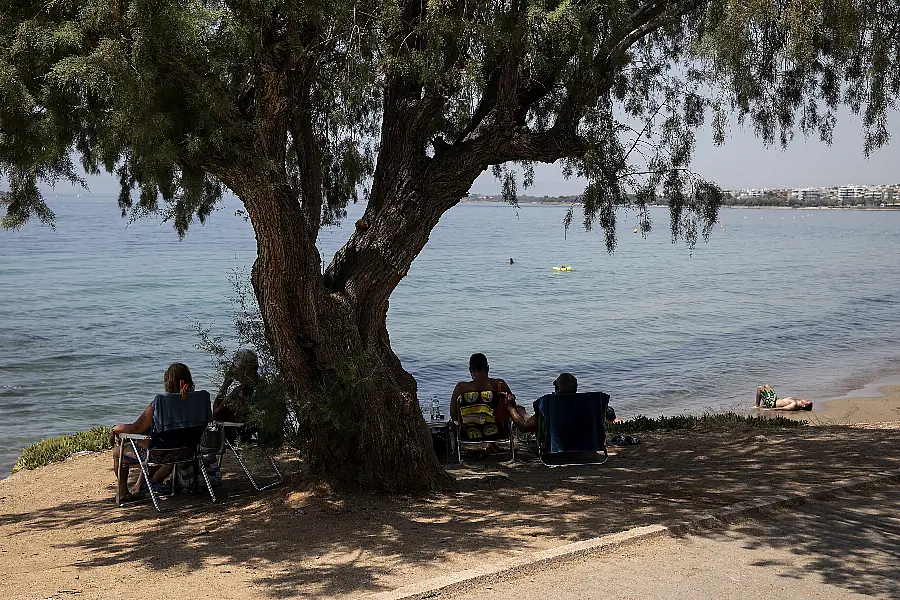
[116,390,215,511]
[534,392,610,467]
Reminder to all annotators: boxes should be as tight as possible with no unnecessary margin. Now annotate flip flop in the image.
[117,492,146,505]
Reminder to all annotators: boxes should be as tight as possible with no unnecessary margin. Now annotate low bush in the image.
[607,412,806,435]
[12,427,112,473]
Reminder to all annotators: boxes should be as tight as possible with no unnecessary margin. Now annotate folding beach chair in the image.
[534,392,610,467]
[116,390,215,512]
[452,390,515,463]
[201,421,283,491]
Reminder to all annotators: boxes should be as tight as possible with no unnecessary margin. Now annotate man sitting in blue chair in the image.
[505,372,610,464]
[504,372,578,432]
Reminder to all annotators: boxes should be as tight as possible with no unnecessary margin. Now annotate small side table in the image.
[426,419,452,460]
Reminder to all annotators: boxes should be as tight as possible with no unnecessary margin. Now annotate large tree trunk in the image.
[239,173,456,493]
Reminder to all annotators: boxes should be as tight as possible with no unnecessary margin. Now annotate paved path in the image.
[448,488,900,600]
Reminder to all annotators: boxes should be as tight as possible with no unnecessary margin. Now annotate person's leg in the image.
[112,444,121,472]
[115,447,140,499]
[755,386,763,406]
[151,464,173,484]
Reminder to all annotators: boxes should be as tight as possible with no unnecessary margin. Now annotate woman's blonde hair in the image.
[163,362,195,396]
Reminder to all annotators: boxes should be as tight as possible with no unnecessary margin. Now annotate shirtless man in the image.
[449,353,512,423]
[755,384,813,411]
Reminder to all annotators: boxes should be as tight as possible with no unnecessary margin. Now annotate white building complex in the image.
[838,185,868,204]
[792,188,822,202]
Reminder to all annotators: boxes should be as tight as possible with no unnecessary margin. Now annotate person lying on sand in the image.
[755,384,813,411]
[110,362,195,502]
[504,372,579,433]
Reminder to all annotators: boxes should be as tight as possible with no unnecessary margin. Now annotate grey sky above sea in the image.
[10,107,899,199]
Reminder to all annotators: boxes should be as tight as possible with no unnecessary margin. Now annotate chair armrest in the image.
[217,421,245,428]
[118,433,150,440]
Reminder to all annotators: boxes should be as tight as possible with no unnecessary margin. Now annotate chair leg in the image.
[132,440,163,513]
[226,439,282,491]
[198,457,216,504]
[115,437,124,506]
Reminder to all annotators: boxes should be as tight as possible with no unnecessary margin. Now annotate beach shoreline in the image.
[773,376,900,425]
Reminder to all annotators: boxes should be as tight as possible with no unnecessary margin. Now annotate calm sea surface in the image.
[2,196,899,473]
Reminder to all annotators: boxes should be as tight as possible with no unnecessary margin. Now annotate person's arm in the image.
[503,393,536,432]
[213,376,234,411]
[449,383,461,422]
[110,404,153,443]
[755,386,762,407]
[213,388,236,421]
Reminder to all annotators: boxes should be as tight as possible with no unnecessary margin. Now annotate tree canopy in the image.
[2,1,896,242]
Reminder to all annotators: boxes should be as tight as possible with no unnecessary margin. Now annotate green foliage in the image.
[1,0,896,248]
[195,270,295,450]
[607,412,806,435]
[12,426,112,473]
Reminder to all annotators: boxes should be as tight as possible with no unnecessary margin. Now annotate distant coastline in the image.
[460,196,900,210]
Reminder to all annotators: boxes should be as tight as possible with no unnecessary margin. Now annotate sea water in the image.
[1,196,899,473]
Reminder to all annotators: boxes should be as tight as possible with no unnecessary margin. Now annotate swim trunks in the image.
[760,387,778,409]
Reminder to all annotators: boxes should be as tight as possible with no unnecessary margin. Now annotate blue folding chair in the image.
[534,392,610,467]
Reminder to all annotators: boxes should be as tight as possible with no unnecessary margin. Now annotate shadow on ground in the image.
[3,426,899,599]
[687,487,900,598]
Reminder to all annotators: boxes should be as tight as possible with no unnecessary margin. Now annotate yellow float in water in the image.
[553,266,574,272]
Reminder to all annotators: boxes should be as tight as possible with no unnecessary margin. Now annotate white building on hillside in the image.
[792,188,822,203]
[838,185,867,204]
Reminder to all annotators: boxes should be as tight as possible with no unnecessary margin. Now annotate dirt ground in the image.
[3,418,900,600]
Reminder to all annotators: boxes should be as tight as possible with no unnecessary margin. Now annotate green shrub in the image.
[12,427,112,473]
[607,412,806,435]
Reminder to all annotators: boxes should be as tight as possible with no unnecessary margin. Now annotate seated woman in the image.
[450,353,513,439]
[755,384,813,411]
[505,372,578,433]
[213,349,259,442]
[110,362,195,502]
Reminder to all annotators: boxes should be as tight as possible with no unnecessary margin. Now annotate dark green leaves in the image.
[1,0,896,246]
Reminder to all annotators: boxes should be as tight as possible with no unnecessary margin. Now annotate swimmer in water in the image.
[509,258,514,265]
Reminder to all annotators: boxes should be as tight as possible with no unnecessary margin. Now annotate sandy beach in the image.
[2,381,900,600]
[770,378,900,425]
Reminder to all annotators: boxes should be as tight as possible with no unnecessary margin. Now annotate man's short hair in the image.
[553,372,578,394]
[469,353,489,373]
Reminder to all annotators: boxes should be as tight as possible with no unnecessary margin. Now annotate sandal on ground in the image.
[116,492,146,504]
[608,435,641,446]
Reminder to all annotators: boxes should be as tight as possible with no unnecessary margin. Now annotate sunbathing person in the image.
[504,372,579,433]
[450,353,513,438]
[213,349,259,442]
[110,362,195,502]
[755,384,813,411]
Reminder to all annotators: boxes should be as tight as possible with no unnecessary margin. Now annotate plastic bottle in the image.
[430,395,441,421]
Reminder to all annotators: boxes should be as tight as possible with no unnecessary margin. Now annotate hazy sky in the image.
[12,107,899,198]
[471,107,900,195]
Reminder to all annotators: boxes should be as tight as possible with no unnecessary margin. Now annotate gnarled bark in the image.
[237,167,459,492]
